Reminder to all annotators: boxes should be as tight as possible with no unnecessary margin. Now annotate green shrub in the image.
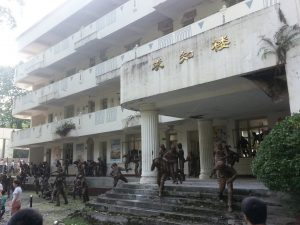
[252,113,300,194]
[55,121,76,137]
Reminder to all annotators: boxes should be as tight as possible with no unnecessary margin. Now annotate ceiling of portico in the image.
[123,75,290,120]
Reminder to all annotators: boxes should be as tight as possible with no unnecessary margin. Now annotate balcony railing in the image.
[12,105,182,147]
[11,106,135,147]
[13,67,98,115]
[14,0,165,82]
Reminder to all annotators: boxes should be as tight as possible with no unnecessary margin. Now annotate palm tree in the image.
[245,9,300,102]
[258,24,300,66]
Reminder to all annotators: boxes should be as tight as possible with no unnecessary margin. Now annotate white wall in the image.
[29,147,44,163]
[121,5,280,105]
[0,128,15,158]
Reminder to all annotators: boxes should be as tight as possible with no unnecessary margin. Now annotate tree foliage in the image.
[252,114,300,194]
[0,66,29,128]
[0,0,24,28]
[258,8,300,65]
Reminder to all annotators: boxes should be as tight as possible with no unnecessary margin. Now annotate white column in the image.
[286,47,300,114]
[198,120,214,180]
[226,119,235,148]
[140,104,159,184]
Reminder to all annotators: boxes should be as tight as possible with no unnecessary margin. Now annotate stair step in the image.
[96,196,239,215]
[111,187,248,201]
[88,211,244,225]
[121,183,269,197]
[89,202,243,225]
[88,211,243,225]
[100,193,240,209]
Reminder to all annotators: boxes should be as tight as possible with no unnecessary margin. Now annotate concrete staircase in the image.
[87,179,291,225]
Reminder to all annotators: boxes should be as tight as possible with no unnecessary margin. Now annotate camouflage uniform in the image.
[110,164,128,187]
[54,169,68,206]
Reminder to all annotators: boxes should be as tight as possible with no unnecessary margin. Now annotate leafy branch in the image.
[55,121,76,137]
[258,9,300,66]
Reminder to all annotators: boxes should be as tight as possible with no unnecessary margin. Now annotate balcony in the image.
[12,106,134,147]
[13,0,279,115]
[14,0,168,86]
[121,2,280,108]
[12,67,98,117]
[12,106,182,147]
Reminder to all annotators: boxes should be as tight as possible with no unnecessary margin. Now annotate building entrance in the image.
[63,143,73,163]
[187,131,200,178]
[87,138,94,160]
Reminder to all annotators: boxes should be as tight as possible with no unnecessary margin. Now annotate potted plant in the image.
[55,121,76,137]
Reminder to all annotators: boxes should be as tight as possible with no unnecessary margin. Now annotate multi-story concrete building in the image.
[12,0,300,182]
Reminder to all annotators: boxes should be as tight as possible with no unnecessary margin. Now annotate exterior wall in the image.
[13,0,224,117]
[14,0,168,85]
[121,5,280,105]
[17,0,97,52]
[12,107,135,147]
[13,0,300,179]
[29,147,44,164]
[27,109,290,175]
[0,128,15,158]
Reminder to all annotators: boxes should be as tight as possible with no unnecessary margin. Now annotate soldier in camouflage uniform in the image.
[33,175,40,195]
[216,161,237,212]
[73,174,89,202]
[110,163,128,187]
[73,174,82,200]
[54,167,68,206]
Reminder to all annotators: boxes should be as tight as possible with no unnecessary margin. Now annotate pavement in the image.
[0,191,96,225]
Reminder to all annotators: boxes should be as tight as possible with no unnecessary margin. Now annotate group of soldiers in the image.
[33,159,89,206]
[72,158,107,177]
[159,143,186,183]
[151,143,186,197]
[151,141,239,212]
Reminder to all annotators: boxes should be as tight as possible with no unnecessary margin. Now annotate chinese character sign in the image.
[211,35,230,52]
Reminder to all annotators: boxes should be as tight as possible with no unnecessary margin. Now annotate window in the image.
[124,39,141,51]
[181,9,196,27]
[63,143,73,163]
[66,68,76,77]
[89,57,96,67]
[48,113,53,123]
[64,105,75,119]
[235,118,269,158]
[158,18,173,35]
[88,100,95,113]
[101,98,108,110]
[99,49,107,62]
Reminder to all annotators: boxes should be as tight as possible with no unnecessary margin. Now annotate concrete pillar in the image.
[226,119,235,148]
[140,104,159,184]
[198,120,214,179]
[286,47,300,114]
[165,129,171,150]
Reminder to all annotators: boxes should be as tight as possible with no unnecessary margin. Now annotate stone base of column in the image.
[140,175,157,184]
[199,172,210,180]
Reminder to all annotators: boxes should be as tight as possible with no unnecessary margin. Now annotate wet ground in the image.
[0,191,96,225]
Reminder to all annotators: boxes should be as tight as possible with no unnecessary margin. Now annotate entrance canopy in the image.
[123,75,289,120]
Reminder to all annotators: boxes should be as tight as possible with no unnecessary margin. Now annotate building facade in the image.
[12,0,300,181]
